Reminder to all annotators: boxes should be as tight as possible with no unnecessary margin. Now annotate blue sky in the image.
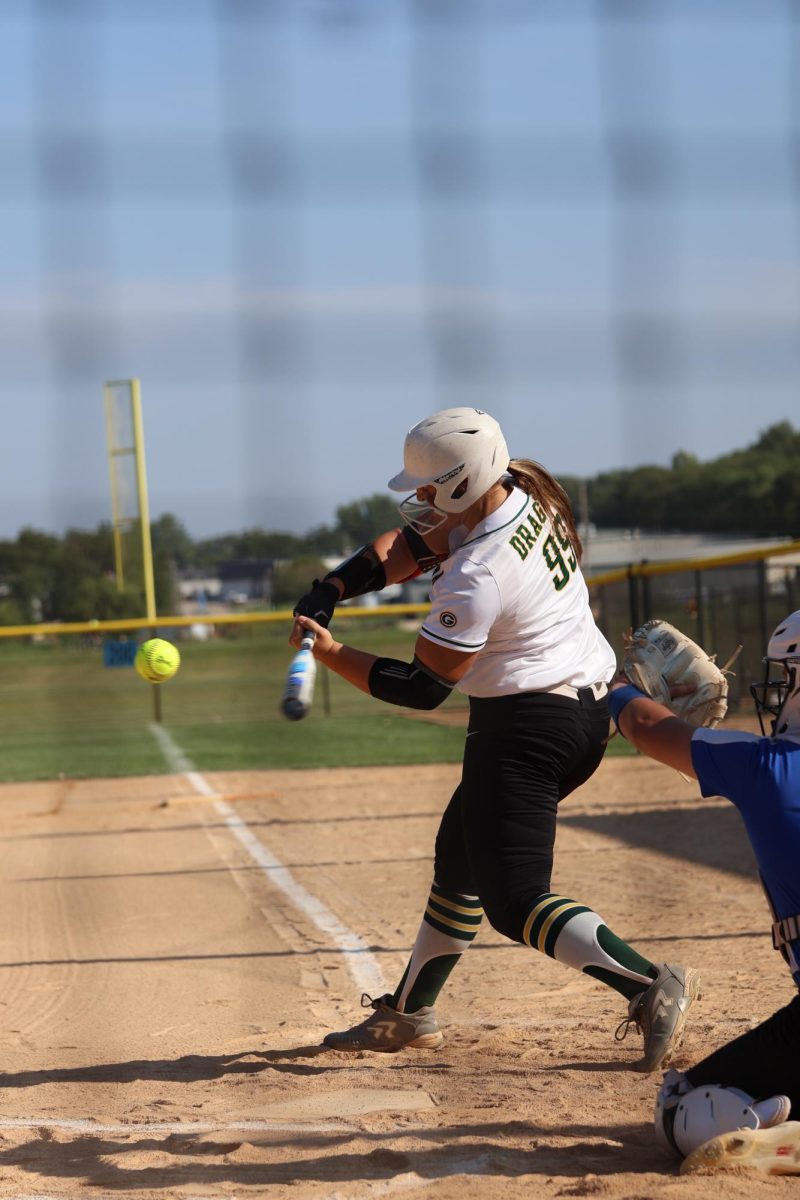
[0,1,797,540]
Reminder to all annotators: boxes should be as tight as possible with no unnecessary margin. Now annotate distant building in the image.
[177,570,223,603]
[217,559,274,604]
[580,529,795,575]
[178,561,275,608]
[176,534,798,614]
[388,529,800,605]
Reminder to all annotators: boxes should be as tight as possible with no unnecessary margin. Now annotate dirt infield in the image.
[0,756,794,1198]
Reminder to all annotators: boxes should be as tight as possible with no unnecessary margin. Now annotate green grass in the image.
[0,622,634,782]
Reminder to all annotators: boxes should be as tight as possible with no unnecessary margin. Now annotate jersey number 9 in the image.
[543,516,577,592]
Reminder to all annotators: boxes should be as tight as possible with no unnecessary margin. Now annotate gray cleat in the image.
[616,963,701,1073]
[323,993,444,1053]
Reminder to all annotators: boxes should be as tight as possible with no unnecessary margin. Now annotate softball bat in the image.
[280,632,317,721]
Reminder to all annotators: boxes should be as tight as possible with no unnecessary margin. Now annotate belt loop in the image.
[543,681,608,702]
[578,682,609,706]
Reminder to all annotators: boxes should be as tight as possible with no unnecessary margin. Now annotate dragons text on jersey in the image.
[419,487,616,698]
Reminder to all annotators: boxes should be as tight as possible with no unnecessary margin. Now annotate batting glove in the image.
[293,579,339,628]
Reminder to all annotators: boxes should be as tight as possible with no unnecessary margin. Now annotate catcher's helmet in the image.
[750,610,800,738]
[388,407,510,532]
[655,1078,784,1158]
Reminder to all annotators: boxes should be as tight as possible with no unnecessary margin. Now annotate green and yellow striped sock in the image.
[393,882,483,1012]
[523,892,657,1000]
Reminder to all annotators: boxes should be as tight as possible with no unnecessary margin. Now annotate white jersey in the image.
[419,486,616,698]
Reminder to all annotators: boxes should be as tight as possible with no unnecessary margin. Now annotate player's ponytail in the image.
[507,458,583,563]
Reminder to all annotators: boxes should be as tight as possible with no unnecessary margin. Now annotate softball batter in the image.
[291,407,700,1072]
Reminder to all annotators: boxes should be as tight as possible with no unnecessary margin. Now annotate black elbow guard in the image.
[326,544,386,599]
[368,657,453,710]
[400,525,447,575]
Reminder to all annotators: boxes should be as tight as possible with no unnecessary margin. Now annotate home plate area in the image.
[0,763,785,1199]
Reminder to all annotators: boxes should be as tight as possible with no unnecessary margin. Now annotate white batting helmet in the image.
[388,407,510,532]
[655,1071,791,1158]
[751,610,800,738]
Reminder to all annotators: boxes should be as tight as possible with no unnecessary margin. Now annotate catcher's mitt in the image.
[622,619,731,729]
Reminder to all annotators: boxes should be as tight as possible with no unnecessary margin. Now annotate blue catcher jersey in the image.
[691,728,800,988]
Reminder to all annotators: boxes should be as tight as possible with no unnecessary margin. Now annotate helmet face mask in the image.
[750,662,794,736]
[388,407,510,533]
[396,495,451,535]
[750,611,800,738]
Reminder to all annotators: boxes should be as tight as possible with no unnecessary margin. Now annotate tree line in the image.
[0,423,796,624]
[0,497,403,625]
[561,421,800,538]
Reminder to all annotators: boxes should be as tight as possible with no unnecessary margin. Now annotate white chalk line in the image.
[148,724,386,996]
[4,1193,279,1200]
[0,1116,351,1135]
[4,1194,236,1200]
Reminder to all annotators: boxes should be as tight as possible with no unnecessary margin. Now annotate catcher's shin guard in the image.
[656,1069,792,1159]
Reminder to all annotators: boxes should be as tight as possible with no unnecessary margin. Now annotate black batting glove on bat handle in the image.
[293,579,339,629]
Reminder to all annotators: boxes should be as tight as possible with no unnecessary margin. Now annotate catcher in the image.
[610,613,800,1176]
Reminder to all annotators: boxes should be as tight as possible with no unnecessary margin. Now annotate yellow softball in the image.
[135,638,181,683]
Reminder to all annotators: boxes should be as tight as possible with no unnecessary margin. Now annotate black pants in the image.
[686,992,800,1113]
[434,688,610,944]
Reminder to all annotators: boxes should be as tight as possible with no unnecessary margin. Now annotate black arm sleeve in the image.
[367,656,453,711]
[325,544,386,599]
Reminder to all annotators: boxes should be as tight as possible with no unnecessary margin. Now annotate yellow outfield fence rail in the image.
[588,537,800,711]
[0,603,431,639]
[0,538,798,715]
[586,537,800,588]
[0,539,797,641]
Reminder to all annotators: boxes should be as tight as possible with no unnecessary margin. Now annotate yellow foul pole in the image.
[104,377,162,721]
[103,385,126,591]
[130,379,157,625]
